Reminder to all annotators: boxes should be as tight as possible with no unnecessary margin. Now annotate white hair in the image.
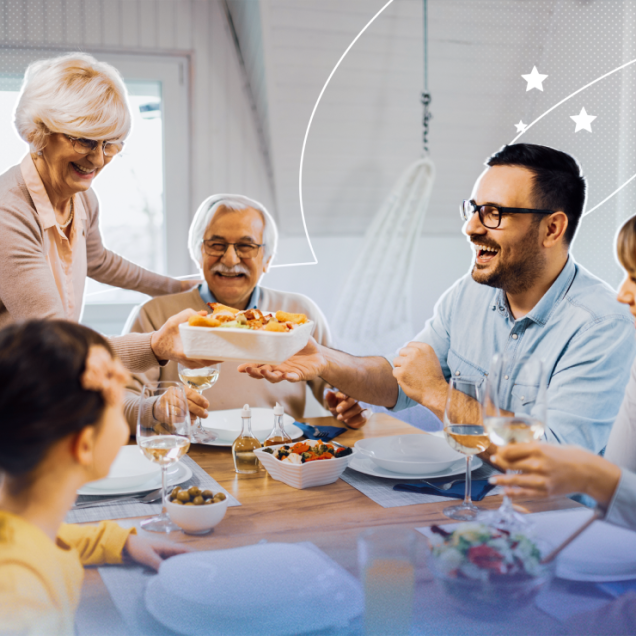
[188,194,278,269]
[14,52,132,152]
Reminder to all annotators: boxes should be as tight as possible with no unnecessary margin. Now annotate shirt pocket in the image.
[447,349,487,382]
[511,383,538,409]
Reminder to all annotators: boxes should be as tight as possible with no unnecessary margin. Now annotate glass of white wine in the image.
[481,355,547,531]
[137,381,191,533]
[442,377,491,521]
[178,363,220,444]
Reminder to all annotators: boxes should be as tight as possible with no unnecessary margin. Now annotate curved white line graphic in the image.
[271,0,396,268]
[511,57,636,216]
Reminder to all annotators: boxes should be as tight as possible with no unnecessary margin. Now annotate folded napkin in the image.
[294,422,347,442]
[393,479,495,501]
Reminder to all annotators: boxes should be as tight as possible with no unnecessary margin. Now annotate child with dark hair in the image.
[0,320,190,635]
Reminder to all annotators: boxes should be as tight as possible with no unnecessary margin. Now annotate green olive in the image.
[176,491,190,502]
[173,499,184,505]
[170,487,181,498]
[184,502,194,506]
[193,495,204,506]
[201,490,214,500]
[188,486,201,497]
[204,499,214,505]
[214,493,227,502]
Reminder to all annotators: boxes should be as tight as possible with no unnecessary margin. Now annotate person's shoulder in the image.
[567,262,632,322]
[260,286,326,323]
[0,164,34,213]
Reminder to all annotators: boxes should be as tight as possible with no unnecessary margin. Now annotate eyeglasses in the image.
[64,134,124,157]
[460,199,554,229]
[202,240,263,259]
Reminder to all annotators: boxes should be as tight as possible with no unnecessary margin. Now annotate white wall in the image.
[264,233,471,350]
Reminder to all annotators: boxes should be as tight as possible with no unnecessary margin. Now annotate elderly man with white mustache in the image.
[122,194,366,433]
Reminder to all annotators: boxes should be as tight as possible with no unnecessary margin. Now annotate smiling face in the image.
[201,206,269,310]
[34,132,113,199]
[464,165,548,295]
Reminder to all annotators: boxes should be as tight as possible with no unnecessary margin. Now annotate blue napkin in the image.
[393,479,495,501]
[293,422,347,442]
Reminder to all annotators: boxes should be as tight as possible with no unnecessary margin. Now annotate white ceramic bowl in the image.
[179,320,314,364]
[254,442,356,489]
[355,434,463,475]
[166,495,228,535]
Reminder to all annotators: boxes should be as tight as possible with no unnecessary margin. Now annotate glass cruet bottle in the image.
[231,404,261,474]
[264,402,293,446]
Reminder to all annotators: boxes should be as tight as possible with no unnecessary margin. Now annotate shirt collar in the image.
[495,256,576,326]
[198,282,260,310]
[20,154,87,229]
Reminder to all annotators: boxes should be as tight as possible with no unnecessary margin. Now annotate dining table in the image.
[75,413,606,636]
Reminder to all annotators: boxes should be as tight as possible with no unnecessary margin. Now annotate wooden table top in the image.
[76,413,581,636]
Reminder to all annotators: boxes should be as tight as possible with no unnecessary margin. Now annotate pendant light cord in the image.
[421,0,432,156]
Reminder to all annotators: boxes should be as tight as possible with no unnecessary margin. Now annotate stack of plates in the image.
[349,434,481,480]
[201,408,303,447]
[77,446,192,496]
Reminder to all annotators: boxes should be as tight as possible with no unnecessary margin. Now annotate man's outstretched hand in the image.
[238,337,327,383]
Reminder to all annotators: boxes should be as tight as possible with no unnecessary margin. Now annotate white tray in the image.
[179,320,313,364]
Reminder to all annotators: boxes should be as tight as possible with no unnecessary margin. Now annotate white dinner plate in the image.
[145,542,363,636]
[82,446,159,491]
[530,508,636,582]
[200,408,303,446]
[347,454,482,480]
[355,434,464,475]
[77,462,193,496]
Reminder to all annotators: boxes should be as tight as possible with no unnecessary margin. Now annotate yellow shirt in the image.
[0,512,135,636]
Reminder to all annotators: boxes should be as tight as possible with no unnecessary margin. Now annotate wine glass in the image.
[177,363,220,443]
[137,381,192,532]
[481,355,547,531]
[442,377,491,521]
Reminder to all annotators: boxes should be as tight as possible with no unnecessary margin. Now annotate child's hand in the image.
[124,534,193,571]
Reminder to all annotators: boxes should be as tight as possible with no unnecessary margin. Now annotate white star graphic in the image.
[521,66,548,91]
[570,107,597,133]
[514,120,528,133]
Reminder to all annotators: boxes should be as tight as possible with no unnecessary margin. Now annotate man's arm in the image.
[240,338,400,407]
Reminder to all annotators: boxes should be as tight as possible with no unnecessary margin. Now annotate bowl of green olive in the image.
[165,486,228,535]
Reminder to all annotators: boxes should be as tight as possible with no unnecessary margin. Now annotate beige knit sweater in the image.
[123,286,332,426]
[0,163,183,372]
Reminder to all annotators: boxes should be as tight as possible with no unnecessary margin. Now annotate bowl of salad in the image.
[425,523,554,619]
[255,440,356,489]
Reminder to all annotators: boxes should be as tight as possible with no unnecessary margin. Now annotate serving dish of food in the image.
[179,302,314,364]
[425,523,554,618]
[255,440,356,489]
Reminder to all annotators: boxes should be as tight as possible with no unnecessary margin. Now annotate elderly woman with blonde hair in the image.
[0,53,202,372]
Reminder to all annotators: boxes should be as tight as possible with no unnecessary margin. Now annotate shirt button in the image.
[491,305,496,311]
[511,334,518,340]
[455,371,460,376]
[504,375,509,380]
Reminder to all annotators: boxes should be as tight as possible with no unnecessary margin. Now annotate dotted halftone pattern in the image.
[508,0,636,289]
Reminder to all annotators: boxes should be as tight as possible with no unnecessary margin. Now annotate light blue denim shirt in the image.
[392,257,636,453]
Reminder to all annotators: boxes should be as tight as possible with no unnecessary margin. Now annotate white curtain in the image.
[332,157,435,356]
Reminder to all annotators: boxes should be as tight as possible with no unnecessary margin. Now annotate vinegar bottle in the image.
[232,404,261,474]
[264,402,293,446]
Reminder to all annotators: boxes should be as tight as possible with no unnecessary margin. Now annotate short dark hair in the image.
[486,143,586,245]
[0,320,113,477]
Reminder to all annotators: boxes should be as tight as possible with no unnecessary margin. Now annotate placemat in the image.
[66,456,240,524]
[340,463,502,508]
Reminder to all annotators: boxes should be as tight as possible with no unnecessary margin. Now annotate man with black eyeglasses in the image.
[122,194,367,432]
[241,144,636,453]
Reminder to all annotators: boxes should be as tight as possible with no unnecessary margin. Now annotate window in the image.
[0,51,190,334]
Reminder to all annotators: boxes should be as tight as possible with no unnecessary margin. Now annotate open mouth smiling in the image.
[474,243,499,264]
[71,162,96,177]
